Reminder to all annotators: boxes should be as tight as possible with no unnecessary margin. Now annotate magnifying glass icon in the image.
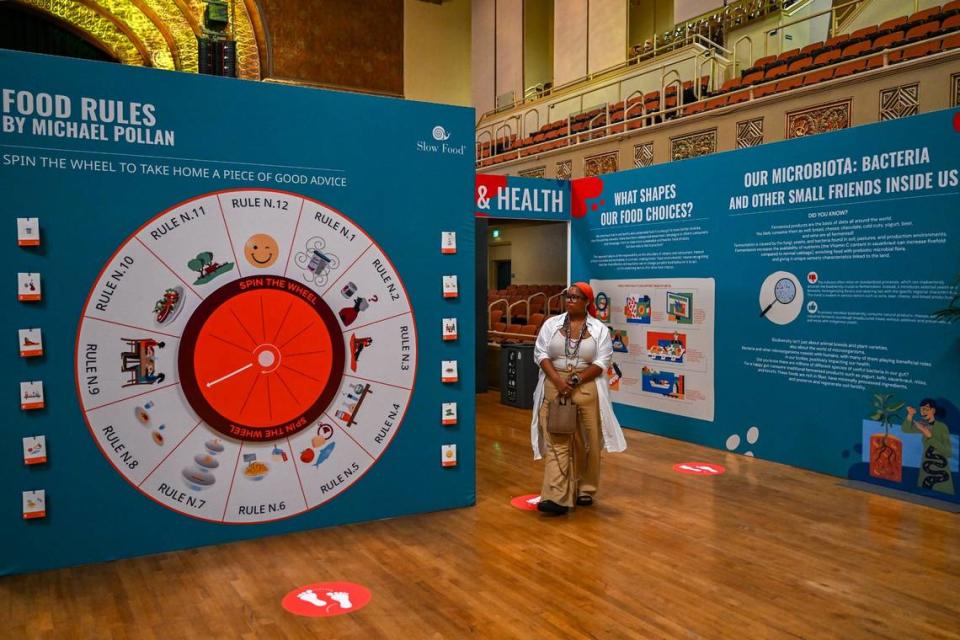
[760,277,797,317]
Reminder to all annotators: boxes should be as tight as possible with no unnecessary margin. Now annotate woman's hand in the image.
[552,376,574,396]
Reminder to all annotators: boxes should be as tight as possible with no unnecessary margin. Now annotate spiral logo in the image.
[432,126,451,141]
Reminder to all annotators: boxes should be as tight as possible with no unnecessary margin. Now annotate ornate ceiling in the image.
[14,0,265,79]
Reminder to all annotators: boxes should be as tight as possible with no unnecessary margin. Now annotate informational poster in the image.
[572,109,960,505]
[591,277,715,421]
[1,49,475,575]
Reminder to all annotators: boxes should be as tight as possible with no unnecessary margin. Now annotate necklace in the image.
[562,315,588,372]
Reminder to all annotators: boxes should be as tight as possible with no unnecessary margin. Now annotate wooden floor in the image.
[3,391,959,639]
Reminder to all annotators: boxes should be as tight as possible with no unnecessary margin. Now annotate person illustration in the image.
[350,334,373,371]
[902,398,954,495]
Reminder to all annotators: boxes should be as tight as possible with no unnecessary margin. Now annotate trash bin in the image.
[500,343,538,409]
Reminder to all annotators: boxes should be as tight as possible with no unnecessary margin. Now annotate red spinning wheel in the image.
[178,276,345,441]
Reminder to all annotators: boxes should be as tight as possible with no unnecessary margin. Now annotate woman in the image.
[531,282,626,515]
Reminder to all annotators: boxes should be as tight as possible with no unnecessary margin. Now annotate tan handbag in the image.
[547,394,578,435]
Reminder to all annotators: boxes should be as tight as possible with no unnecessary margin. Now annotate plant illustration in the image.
[869,392,905,480]
[188,251,215,277]
[870,393,905,438]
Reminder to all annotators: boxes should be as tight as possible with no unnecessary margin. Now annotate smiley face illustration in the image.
[244,233,278,268]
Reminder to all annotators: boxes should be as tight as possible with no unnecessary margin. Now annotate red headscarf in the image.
[572,282,597,318]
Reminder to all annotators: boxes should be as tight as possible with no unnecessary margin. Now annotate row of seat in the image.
[475,3,960,168]
[477,77,711,163]
[489,284,566,297]
[489,294,565,324]
[694,16,960,114]
[739,2,960,81]
[489,312,556,344]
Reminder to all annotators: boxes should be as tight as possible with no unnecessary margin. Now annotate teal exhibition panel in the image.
[1,49,476,575]
[569,109,960,505]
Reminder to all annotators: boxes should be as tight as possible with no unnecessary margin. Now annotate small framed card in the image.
[442,444,457,468]
[442,402,458,425]
[442,318,458,341]
[20,381,44,410]
[607,362,622,392]
[22,490,46,519]
[23,436,47,465]
[19,328,43,357]
[17,217,40,247]
[441,231,457,254]
[18,272,41,302]
[441,360,458,383]
[442,275,458,299]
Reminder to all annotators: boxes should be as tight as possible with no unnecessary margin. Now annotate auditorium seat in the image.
[763,63,789,81]
[753,83,776,99]
[644,91,661,112]
[893,39,943,62]
[800,41,824,56]
[905,7,942,30]
[865,54,886,70]
[518,325,538,342]
[727,90,750,106]
[742,70,765,85]
[776,48,801,65]
[944,31,960,49]
[716,77,742,94]
[803,68,834,85]
[904,21,942,43]
[944,0,960,17]
[787,56,813,74]
[704,95,729,111]
[813,48,842,66]
[944,14,960,31]
[490,309,503,325]
[682,101,706,116]
[741,55,777,78]
[775,75,803,93]
[849,25,879,43]
[872,30,906,52]
[833,59,866,78]
[823,35,852,51]
[841,40,873,60]
[877,16,908,35]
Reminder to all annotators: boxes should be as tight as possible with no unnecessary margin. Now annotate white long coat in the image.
[530,313,627,460]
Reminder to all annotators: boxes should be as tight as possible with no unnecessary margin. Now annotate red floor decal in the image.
[673,462,726,476]
[510,494,541,510]
[282,581,371,617]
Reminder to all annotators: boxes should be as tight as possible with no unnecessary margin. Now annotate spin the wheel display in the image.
[76,189,417,523]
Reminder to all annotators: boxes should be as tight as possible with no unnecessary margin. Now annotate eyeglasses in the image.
[565,295,586,301]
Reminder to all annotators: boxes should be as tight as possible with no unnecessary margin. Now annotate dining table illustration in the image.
[121,338,167,387]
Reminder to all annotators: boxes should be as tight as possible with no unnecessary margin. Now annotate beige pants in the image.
[539,377,602,507]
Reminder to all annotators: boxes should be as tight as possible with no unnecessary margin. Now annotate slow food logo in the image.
[417,125,465,156]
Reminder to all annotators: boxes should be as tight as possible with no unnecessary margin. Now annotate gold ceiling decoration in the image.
[12,0,261,79]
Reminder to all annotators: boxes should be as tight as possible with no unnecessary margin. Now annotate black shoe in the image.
[576,495,594,506]
[536,499,569,515]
